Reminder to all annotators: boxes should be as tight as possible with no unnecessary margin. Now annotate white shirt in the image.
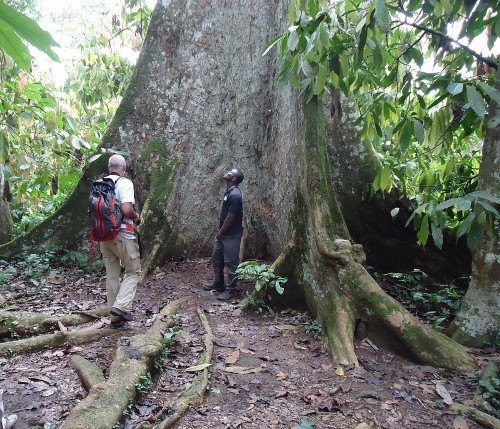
[107,175,136,239]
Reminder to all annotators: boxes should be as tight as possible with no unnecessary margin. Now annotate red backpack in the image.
[89,175,123,243]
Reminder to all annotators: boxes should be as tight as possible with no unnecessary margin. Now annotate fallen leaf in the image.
[239,348,255,355]
[453,416,468,429]
[0,294,6,305]
[276,371,289,380]
[435,383,453,405]
[41,387,57,397]
[335,366,345,376]
[224,366,262,375]
[294,342,308,350]
[47,278,64,285]
[275,324,298,332]
[185,363,212,372]
[225,349,240,364]
[275,389,288,398]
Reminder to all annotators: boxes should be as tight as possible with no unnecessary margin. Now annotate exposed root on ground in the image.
[0,328,119,357]
[147,307,214,429]
[59,298,187,429]
[0,307,110,337]
[70,354,106,392]
[450,403,500,429]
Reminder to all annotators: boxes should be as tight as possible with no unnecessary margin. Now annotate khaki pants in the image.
[100,237,141,312]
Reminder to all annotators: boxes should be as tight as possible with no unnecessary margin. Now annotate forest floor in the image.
[0,256,497,429]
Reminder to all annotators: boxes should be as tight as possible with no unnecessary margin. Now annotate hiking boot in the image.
[217,288,235,301]
[203,282,225,292]
[110,315,125,328]
[110,307,133,321]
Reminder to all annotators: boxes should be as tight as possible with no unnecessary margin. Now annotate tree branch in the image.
[399,20,498,70]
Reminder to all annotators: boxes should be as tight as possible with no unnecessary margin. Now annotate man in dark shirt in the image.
[203,168,244,300]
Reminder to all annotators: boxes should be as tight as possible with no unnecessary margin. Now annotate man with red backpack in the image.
[97,154,141,327]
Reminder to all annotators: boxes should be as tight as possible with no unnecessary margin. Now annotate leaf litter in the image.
[0,257,495,428]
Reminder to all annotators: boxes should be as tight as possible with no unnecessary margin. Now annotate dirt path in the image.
[0,258,492,428]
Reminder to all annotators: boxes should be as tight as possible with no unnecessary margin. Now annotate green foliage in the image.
[0,2,152,237]
[135,373,153,395]
[477,374,500,418]
[237,260,287,313]
[375,269,465,329]
[297,312,324,340]
[154,328,177,370]
[0,1,59,71]
[266,0,499,251]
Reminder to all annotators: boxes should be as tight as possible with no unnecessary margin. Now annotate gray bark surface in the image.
[104,0,303,266]
[0,164,13,244]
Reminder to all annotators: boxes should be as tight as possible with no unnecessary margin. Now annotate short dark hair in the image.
[234,169,244,184]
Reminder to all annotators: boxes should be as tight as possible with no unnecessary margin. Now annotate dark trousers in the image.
[212,235,242,289]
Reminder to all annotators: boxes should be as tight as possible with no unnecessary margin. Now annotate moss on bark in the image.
[275,97,477,371]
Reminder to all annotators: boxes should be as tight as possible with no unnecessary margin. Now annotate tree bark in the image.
[0,164,14,244]
[59,298,185,429]
[448,67,500,346]
[0,0,479,369]
[0,307,110,337]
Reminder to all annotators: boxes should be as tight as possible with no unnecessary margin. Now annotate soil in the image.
[0,257,497,429]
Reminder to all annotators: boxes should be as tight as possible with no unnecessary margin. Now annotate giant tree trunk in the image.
[448,68,500,346]
[0,0,476,369]
[0,164,13,244]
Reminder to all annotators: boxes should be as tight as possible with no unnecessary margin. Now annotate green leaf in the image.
[436,197,466,211]
[456,212,475,238]
[308,0,319,17]
[417,215,429,245]
[0,19,31,70]
[478,82,500,105]
[0,2,59,62]
[467,218,483,250]
[316,62,328,95]
[439,158,454,182]
[476,200,499,217]
[447,82,463,95]
[374,0,391,33]
[469,190,500,205]
[262,35,283,57]
[414,119,425,143]
[288,30,300,51]
[380,165,392,191]
[390,207,400,218]
[319,22,330,48]
[380,66,397,87]
[466,85,487,119]
[431,222,443,249]
[399,120,413,151]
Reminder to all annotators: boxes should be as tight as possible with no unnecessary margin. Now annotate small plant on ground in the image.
[135,373,153,395]
[236,260,287,313]
[477,372,500,418]
[296,312,324,340]
[373,269,466,330]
